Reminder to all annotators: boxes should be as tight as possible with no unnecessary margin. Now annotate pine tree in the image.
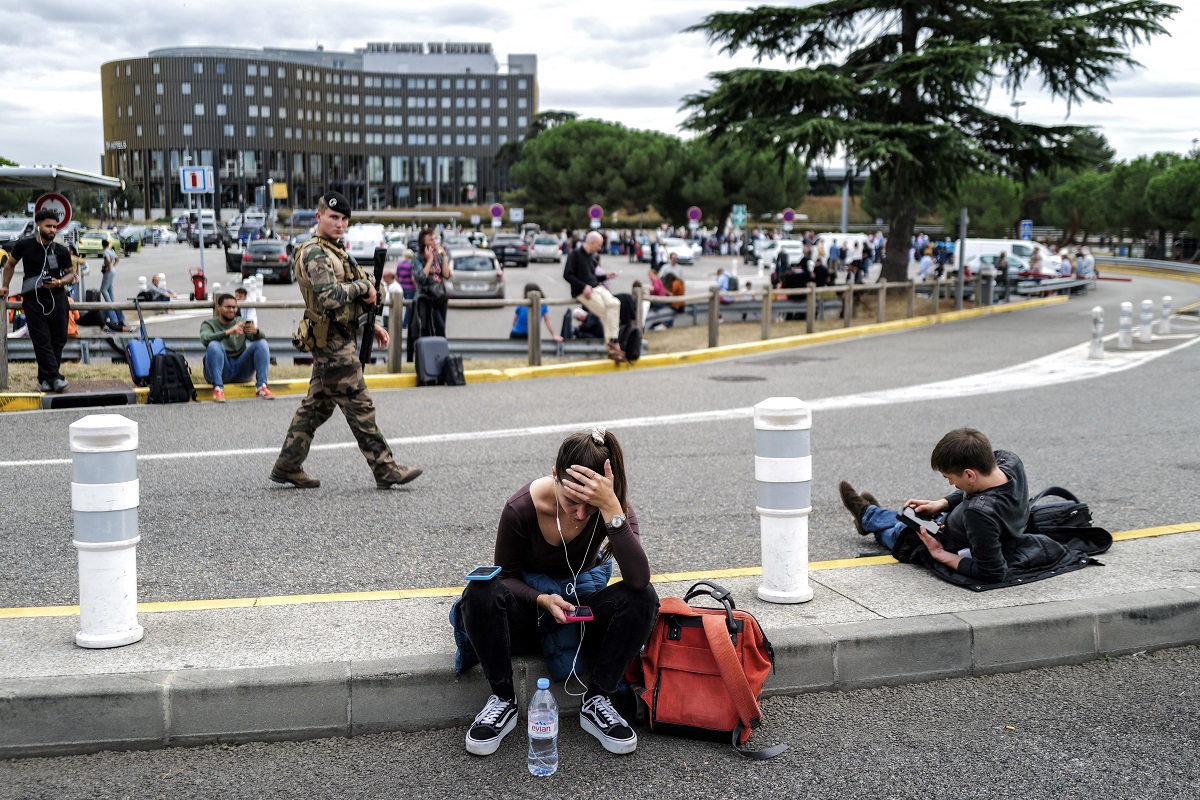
[683,1,1178,281]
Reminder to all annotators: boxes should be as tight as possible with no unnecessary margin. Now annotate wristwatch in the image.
[607,513,626,530]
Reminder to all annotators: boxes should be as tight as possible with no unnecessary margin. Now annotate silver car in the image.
[445,247,505,300]
[531,235,563,263]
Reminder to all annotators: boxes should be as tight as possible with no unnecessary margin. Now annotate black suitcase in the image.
[415,335,449,386]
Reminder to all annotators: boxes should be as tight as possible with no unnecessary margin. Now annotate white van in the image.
[343,223,387,260]
[960,239,1059,277]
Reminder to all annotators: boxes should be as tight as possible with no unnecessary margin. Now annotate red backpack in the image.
[626,581,786,759]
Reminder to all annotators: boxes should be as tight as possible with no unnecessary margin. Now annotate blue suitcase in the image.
[125,300,166,387]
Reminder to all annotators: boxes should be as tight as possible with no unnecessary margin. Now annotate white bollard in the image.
[1158,296,1172,335]
[731,257,740,279]
[70,415,144,649]
[1118,302,1133,350]
[1139,299,1154,344]
[754,397,814,604]
[137,275,148,294]
[1088,306,1105,360]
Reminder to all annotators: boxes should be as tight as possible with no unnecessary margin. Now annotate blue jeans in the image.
[862,505,909,550]
[99,271,126,327]
[203,338,270,389]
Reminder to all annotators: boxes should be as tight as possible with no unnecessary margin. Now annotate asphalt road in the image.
[2,646,1196,799]
[1,272,1197,607]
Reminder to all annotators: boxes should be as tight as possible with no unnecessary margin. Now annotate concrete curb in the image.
[0,296,1064,410]
[3,586,1197,759]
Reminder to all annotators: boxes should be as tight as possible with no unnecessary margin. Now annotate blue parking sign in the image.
[1019,219,1033,240]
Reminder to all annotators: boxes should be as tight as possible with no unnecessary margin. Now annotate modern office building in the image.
[101,43,538,220]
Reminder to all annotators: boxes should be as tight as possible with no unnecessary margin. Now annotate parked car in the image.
[151,225,178,244]
[442,234,473,249]
[961,253,1032,279]
[287,231,313,256]
[119,224,151,250]
[190,221,231,248]
[490,233,529,266]
[466,230,489,248]
[755,239,806,271]
[76,229,115,257]
[237,221,267,246]
[661,237,696,265]
[531,235,563,263]
[0,217,34,249]
[445,247,504,300]
[343,223,386,261]
[287,209,317,229]
[241,240,295,283]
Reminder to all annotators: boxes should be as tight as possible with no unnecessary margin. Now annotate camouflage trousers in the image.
[275,337,397,478]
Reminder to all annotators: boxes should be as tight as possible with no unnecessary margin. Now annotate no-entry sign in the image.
[35,193,71,231]
[588,204,603,220]
[490,203,505,218]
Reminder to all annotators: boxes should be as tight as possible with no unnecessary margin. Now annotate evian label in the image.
[529,714,557,738]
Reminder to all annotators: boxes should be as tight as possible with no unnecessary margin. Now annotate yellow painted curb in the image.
[3,521,1193,620]
[0,393,42,412]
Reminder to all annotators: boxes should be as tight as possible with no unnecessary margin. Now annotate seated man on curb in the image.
[199,293,275,402]
[838,427,1028,585]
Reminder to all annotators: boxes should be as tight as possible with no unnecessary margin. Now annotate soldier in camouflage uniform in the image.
[271,191,422,489]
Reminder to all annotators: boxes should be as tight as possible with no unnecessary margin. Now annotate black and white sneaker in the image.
[465,694,518,756]
[580,694,638,754]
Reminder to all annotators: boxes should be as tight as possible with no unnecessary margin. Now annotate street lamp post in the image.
[267,178,275,232]
[1011,100,1026,121]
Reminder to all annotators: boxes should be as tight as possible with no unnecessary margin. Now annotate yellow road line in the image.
[2,521,1193,620]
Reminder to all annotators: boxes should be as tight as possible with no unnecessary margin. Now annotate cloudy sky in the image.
[2,0,1197,172]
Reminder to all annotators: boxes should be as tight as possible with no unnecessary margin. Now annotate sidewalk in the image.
[3,525,1197,758]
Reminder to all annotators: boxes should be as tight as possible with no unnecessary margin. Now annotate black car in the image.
[241,240,294,283]
[190,222,231,248]
[490,233,529,267]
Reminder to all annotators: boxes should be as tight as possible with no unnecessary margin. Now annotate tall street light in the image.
[1011,100,1026,121]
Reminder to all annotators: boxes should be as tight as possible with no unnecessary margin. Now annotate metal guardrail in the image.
[1095,256,1200,276]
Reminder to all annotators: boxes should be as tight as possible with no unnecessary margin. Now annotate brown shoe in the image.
[376,465,423,489]
[270,467,320,488]
[606,341,626,362]
[839,480,872,536]
[862,492,879,508]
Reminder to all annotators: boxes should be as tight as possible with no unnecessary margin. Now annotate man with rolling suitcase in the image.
[271,191,422,490]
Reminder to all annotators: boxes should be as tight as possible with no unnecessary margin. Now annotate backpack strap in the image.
[1030,486,1080,504]
[700,614,787,760]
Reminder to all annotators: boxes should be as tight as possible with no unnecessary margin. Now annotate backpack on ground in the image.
[147,351,197,403]
[1026,486,1092,532]
[618,321,642,362]
[79,289,105,327]
[625,581,786,760]
[440,353,466,386]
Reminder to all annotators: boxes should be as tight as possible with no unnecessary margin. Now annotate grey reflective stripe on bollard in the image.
[69,414,144,649]
[754,397,814,604]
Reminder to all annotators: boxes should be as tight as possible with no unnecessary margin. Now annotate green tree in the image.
[1108,152,1181,244]
[493,110,579,171]
[1145,158,1200,233]
[682,1,1177,281]
[0,155,29,215]
[1043,170,1113,242]
[658,138,807,229]
[510,120,678,229]
[938,173,1024,238]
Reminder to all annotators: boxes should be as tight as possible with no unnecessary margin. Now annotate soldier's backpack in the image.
[147,351,197,403]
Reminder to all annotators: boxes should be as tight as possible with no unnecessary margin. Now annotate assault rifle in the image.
[358,246,389,366]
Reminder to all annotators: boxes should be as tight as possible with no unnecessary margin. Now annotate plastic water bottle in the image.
[527,677,559,777]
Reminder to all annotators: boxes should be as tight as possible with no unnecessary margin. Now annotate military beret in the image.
[320,190,352,218]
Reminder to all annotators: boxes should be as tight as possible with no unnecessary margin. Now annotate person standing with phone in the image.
[411,228,449,336]
[455,428,657,758]
[0,210,76,392]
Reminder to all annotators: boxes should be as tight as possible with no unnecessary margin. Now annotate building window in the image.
[215,62,225,74]
[499,79,508,90]
[181,82,191,95]
[455,134,465,145]
[245,85,255,96]
[193,62,203,74]
[126,65,132,76]
[246,125,256,136]
[264,86,273,98]
[467,116,476,127]
[279,107,286,118]
[498,98,508,109]
[134,84,141,96]
[481,134,491,145]
[467,134,477,145]
[156,82,163,95]
[154,103,161,115]
[222,83,233,96]
[441,134,451,145]
[248,64,258,76]
[153,62,160,74]
[455,98,465,108]
[455,116,464,127]
[442,116,451,127]
[224,124,234,136]
[518,116,528,127]
[285,128,293,140]
[265,127,273,138]
[136,125,143,137]
[127,105,133,115]
[248,105,258,117]
[467,97,476,109]
[427,115,437,126]
[498,116,508,127]
[518,97,527,109]
[481,97,491,109]
[277,67,285,78]
[518,79,528,90]
[499,134,508,144]
[194,103,204,115]
[217,103,227,116]
[455,78,465,90]
[441,78,451,89]
[467,79,477,90]
[158,124,165,135]
[441,97,451,109]
[183,124,193,136]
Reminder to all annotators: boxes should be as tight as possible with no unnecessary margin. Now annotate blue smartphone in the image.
[465,565,501,581]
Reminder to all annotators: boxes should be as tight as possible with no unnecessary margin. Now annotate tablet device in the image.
[896,506,940,536]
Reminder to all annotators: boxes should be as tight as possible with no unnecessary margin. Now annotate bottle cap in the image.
[537,677,550,690]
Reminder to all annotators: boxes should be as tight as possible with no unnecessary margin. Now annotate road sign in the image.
[489,203,504,218]
[34,192,71,232]
[1019,219,1033,240]
[589,219,601,229]
[588,204,603,220]
[180,166,214,193]
[492,218,502,228]
[687,206,702,222]
[782,208,796,223]
[688,220,700,230]
[731,204,747,227]
[510,207,525,223]
[470,214,481,226]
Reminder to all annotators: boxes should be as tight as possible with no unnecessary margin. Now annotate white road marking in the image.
[2,330,1197,469]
